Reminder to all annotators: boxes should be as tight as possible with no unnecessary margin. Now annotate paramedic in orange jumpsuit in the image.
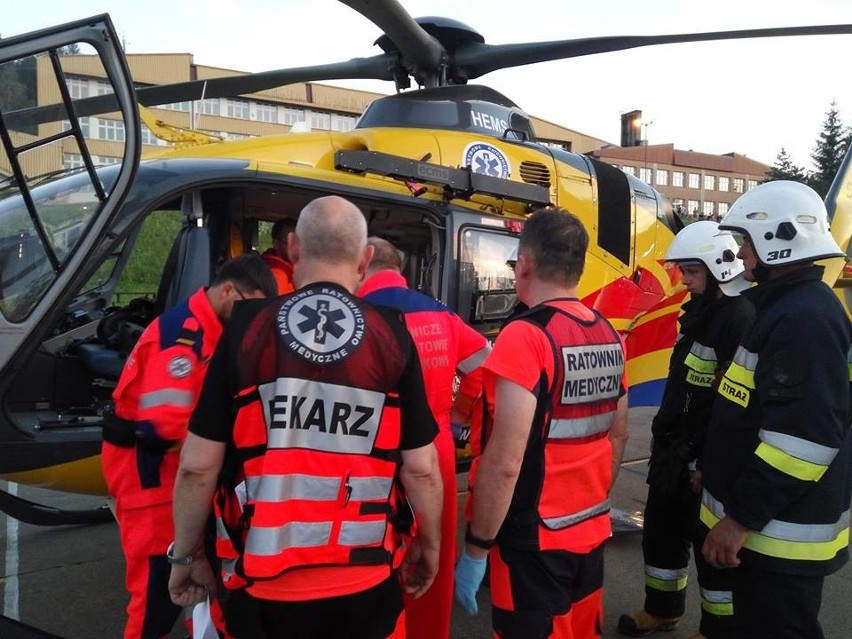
[101,254,277,639]
[359,236,491,639]
[168,196,443,639]
[262,218,297,294]
[455,208,629,639]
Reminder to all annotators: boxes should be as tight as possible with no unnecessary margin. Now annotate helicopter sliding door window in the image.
[589,158,632,266]
[0,16,140,324]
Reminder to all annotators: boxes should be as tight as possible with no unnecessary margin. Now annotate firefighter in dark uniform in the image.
[618,221,754,638]
[700,180,852,639]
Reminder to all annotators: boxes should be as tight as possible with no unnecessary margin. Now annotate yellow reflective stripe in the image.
[645,575,688,592]
[701,600,734,616]
[718,376,750,407]
[644,565,688,592]
[723,362,755,389]
[700,587,733,617]
[755,442,828,481]
[685,343,717,374]
[700,503,850,562]
[686,369,714,387]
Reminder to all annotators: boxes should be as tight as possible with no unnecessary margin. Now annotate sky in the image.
[4,0,852,169]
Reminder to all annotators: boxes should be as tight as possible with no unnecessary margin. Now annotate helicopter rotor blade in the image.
[4,54,397,129]
[338,0,445,72]
[454,24,852,79]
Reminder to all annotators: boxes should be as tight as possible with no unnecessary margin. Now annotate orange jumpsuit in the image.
[361,270,490,639]
[101,287,222,639]
[262,249,295,294]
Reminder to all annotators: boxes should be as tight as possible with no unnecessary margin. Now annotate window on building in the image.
[222,131,250,140]
[66,78,89,99]
[94,155,120,166]
[688,199,699,215]
[639,167,652,183]
[254,103,278,123]
[656,169,669,186]
[688,173,700,189]
[281,107,306,125]
[63,153,85,169]
[703,201,715,217]
[672,171,684,187]
[747,179,758,191]
[141,124,159,146]
[310,111,331,130]
[733,178,744,193]
[704,174,715,190]
[97,119,125,142]
[718,202,729,218]
[718,176,730,192]
[331,113,357,132]
[225,99,250,119]
[199,99,220,116]
[61,117,91,138]
[621,166,636,176]
[94,81,113,96]
[161,101,191,112]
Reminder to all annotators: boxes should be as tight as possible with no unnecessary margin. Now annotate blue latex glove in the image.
[454,548,487,615]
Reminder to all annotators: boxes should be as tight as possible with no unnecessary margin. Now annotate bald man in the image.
[169,196,443,639]
[360,237,491,639]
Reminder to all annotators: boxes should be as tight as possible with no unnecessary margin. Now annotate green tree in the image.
[765,147,807,183]
[808,101,850,197]
[0,62,28,112]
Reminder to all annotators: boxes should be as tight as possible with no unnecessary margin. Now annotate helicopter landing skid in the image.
[0,488,113,526]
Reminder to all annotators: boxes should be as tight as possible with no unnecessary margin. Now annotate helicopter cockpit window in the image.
[457,227,518,328]
[0,167,117,322]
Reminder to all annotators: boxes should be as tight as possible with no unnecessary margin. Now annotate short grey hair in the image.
[296,196,367,263]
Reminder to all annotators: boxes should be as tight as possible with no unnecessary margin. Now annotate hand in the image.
[702,515,748,569]
[168,557,216,608]
[399,538,440,599]
[454,548,487,615]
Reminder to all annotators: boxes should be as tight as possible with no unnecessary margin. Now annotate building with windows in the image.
[588,143,771,220]
[18,52,611,175]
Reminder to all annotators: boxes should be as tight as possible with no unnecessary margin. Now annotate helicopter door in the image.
[0,15,140,372]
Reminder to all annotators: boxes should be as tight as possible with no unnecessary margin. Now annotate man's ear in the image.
[288,232,300,264]
[358,244,376,278]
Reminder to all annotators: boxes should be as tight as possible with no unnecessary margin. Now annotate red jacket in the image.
[360,270,490,433]
[113,287,222,444]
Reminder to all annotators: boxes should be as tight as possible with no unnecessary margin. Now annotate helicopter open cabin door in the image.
[0,16,140,486]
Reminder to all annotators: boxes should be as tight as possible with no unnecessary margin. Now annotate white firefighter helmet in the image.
[666,220,750,295]
[719,180,843,266]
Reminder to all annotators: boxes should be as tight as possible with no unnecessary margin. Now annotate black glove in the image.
[647,437,693,497]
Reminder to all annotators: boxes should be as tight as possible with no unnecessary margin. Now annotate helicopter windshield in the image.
[458,225,519,327]
[0,167,118,322]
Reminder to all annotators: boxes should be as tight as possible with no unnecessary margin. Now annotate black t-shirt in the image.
[189,283,437,450]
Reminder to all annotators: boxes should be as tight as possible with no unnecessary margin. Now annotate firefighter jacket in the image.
[650,292,755,470]
[261,249,295,295]
[108,287,221,491]
[485,299,626,552]
[206,283,433,588]
[702,266,852,576]
[360,270,490,433]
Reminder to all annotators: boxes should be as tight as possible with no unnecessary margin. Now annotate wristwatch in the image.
[166,542,197,566]
[464,525,495,550]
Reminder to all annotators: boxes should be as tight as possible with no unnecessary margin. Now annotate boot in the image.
[617,610,681,637]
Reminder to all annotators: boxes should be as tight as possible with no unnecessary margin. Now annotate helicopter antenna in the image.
[193,80,208,130]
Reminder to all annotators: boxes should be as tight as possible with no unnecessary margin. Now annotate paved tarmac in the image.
[0,407,850,637]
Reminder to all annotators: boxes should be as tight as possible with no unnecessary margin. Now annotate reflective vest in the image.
[214,284,409,586]
[498,303,624,552]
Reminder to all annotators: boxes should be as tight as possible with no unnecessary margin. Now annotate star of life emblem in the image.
[277,287,365,363]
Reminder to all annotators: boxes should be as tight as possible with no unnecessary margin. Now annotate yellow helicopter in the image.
[0,0,851,533]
